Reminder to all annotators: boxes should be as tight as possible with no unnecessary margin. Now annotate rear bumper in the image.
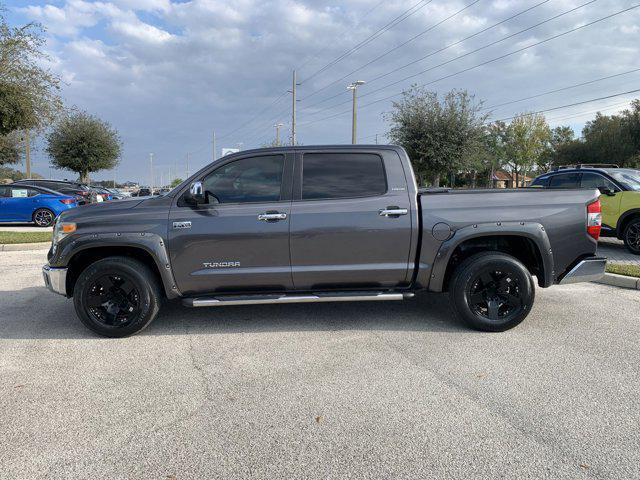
[559,257,606,285]
[42,264,68,296]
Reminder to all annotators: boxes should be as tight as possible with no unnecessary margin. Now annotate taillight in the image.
[76,191,89,196]
[59,199,76,205]
[587,199,602,240]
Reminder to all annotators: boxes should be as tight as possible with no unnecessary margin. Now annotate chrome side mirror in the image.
[186,181,205,204]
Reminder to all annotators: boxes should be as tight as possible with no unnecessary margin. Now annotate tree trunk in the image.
[514,169,519,189]
[80,171,89,184]
[432,173,440,187]
[471,170,477,188]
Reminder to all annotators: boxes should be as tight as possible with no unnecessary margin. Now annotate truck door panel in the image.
[168,153,294,295]
[289,150,413,290]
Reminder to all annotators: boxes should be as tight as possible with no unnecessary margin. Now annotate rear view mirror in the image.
[185,181,205,205]
[598,187,616,196]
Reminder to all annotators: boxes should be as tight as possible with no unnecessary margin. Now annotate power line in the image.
[303,0,600,116]
[495,88,640,122]
[216,90,289,141]
[301,2,639,126]
[482,68,640,111]
[301,0,488,101]
[545,100,633,123]
[300,0,435,84]
[295,0,387,73]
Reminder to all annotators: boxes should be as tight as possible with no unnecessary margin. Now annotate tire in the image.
[73,256,163,337]
[32,208,55,227]
[623,217,640,255]
[449,252,535,332]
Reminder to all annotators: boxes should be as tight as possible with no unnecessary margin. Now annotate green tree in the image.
[0,131,21,166]
[582,112,635,166]
[46,112,122,183]
[0,6,62,133]
[386,86,487,186]
[170,177,183,188]
[503,113,551,187]
[620,99,640,166]
[538,125,575,171]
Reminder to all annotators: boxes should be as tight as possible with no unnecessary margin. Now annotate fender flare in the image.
[427,222,554,292]
[50,232,181,299]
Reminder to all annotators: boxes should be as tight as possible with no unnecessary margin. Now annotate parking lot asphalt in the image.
[598,238,640,266]
[1,249,639,479]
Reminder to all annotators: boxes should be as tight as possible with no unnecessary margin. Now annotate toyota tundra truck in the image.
[42,145,606,337]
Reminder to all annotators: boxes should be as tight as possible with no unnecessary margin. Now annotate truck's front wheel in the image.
[450,252,535,332]
[73,256,162,337]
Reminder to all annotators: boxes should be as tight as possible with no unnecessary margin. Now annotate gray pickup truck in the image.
[43,145,606,337]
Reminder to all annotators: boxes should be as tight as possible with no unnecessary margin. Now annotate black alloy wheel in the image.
[73,256,162,337]
[466,267,524,322]
[450,252,535,332]
[623,218,640,255]
[86,274,141,327]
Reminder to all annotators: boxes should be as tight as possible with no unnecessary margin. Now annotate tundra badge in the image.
[173,221,192,229]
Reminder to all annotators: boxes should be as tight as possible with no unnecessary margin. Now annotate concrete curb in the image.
[0,242,50,252]
[595,273,640,290]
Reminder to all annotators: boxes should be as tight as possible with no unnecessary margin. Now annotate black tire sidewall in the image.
[73,257,161,337]
[33,208,55,227]
[451,253,535,332]
[623,219,640,255]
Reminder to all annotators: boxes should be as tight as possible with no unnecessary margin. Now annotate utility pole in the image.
[347,80,366,144]
[186,152,190,179]
[149,153,154,192]
[291,70,297,146]
[274,123,284,146]
[212,130,216,162]
[25,130,31,179]
[375,134,378,145]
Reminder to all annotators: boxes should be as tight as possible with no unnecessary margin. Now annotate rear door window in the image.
[10,187,29,198]
[548,173,580,188]
[301,153,387,200]
[580,172,618,191]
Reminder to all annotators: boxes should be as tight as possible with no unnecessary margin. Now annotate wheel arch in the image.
[428,223,553,292]
[616,209,640,240]
[53,233,180,299]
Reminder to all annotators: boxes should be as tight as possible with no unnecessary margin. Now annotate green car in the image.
[530,165,640,255]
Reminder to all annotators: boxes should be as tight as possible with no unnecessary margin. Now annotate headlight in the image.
[52,221,77,246]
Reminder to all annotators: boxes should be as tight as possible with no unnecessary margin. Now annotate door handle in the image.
[379,207,408,217]
[258,212,287,222]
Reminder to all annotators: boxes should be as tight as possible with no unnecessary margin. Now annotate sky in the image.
[4,0,640,184]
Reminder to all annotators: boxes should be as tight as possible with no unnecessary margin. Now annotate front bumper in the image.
[42,264,68,296]
[559,257,607,285]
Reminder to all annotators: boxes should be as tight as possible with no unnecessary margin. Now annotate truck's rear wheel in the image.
[450,252,535,332]
[73,256,162,337]
[623,217,640,255]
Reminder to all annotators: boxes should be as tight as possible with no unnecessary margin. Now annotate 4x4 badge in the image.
[173,221,192,229]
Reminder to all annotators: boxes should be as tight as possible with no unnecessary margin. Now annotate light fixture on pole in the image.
[273,123,284,146]
[347,80,366,144]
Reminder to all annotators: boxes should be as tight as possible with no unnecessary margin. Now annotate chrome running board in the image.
[183,292,414,307]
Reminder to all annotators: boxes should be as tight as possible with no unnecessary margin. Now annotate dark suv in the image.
[13,179,95,205]
[531,165,640,254]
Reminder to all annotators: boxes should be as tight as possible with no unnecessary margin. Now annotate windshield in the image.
[608,169,640,191]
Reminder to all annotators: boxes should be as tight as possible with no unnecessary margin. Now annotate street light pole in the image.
[347,80,366,144]
[290,70,297,146]
[274,123,284,146]
[149,153,154,192]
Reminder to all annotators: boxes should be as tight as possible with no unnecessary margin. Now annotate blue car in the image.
[0,184,78,227]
